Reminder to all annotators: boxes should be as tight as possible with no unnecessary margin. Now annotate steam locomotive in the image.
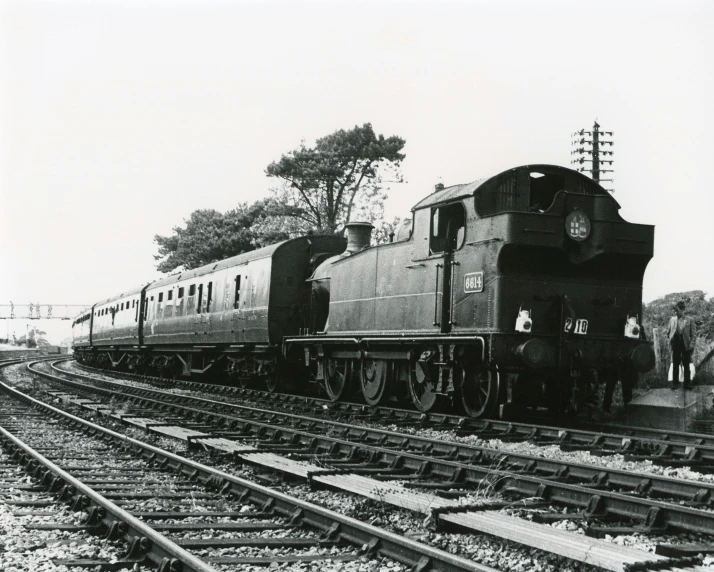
[73,164,655,418]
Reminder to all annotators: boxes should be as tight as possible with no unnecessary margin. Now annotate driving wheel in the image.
[361,358,391,406]
[323,358,352,401]
[407,359,441,412]
[459,365,500,418]
[265,370,279,393]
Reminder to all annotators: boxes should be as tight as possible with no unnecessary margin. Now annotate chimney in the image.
[344,222,374,254]
[434,182,444,192]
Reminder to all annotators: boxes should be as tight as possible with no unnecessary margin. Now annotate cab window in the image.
[430,202,465,254]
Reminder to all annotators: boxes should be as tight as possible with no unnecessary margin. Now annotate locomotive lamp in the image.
[515,308,532,333]
[624,315,640,339]
[565,209,591,242]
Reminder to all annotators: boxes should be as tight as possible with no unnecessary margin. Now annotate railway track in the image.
[10,358,714,570]
[71,361,714,468]
[0,359,503,572]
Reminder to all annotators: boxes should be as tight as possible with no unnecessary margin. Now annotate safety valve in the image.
[624,315,640,339]
[515,308,532,333]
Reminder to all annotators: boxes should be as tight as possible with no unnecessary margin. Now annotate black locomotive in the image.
[73,164,655,418]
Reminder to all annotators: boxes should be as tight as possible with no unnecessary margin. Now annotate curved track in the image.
[0,358,506,572]
[14,358,714,571]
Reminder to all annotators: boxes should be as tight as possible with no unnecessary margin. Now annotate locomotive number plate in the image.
[564,317,589,335]
[464,272,484,293]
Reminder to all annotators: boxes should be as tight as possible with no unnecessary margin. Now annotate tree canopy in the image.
[264,123,406,234]
[154,123,407,274]
[153,199,286,273]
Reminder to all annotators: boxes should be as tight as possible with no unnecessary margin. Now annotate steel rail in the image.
[0,385,220,571]
[0,361,498,572]
[30,360,714,537]
[47,360,714,501]
[73,359,714,459]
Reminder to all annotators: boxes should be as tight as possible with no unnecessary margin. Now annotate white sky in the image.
[1,0,713,330]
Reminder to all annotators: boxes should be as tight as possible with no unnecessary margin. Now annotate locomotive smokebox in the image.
[344,221,374,254]
[629,344,656,373]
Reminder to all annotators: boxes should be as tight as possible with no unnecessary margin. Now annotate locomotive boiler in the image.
[73,163,655,419]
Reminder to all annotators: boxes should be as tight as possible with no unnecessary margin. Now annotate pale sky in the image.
[1,0,713,326]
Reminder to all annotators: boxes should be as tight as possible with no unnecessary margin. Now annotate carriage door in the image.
[230,264,248,342]
[430,202,466,334]
[194,284,203,337]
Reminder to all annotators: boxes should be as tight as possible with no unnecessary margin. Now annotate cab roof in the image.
[411,164,614,211]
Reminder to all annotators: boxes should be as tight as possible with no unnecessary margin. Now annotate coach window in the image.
[165,290,175,319]
[206,282,213,313]
[187,284,196,314]
[234,275,241,309]
[176,287,185,317]
[430,202,465,254]
[197,284,203,314]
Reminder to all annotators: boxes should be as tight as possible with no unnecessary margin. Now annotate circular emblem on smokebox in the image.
[565,209,591,242]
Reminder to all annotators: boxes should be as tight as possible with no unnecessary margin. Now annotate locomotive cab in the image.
[417,164,655,415]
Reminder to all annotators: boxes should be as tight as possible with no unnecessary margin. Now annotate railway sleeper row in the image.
[17,364,714,570]
[69,360,714,468]
[35,360,714,516]
[0,363,521,572]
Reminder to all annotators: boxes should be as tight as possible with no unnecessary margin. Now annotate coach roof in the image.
[147,240,287,291]
[95,284,146,306]
[145,235,345,291]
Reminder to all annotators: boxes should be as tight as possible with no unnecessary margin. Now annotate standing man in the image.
[668,301,697,390]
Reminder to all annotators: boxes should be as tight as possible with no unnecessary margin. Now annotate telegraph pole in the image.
[571,121,614,191]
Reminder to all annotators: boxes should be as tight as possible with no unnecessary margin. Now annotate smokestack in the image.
[344,221,374,253]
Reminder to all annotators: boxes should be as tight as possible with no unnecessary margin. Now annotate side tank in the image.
[310,222,374,332]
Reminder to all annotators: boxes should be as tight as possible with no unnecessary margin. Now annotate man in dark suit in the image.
[667,300,697,390]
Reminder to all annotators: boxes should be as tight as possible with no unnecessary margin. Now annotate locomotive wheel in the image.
[323,358,352,402]
[237,376,251,389]
[361,359,391,406]
[265,372,279,393]
[168,359,183,380]
[459,366,500,418]
[407,361,440,412]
